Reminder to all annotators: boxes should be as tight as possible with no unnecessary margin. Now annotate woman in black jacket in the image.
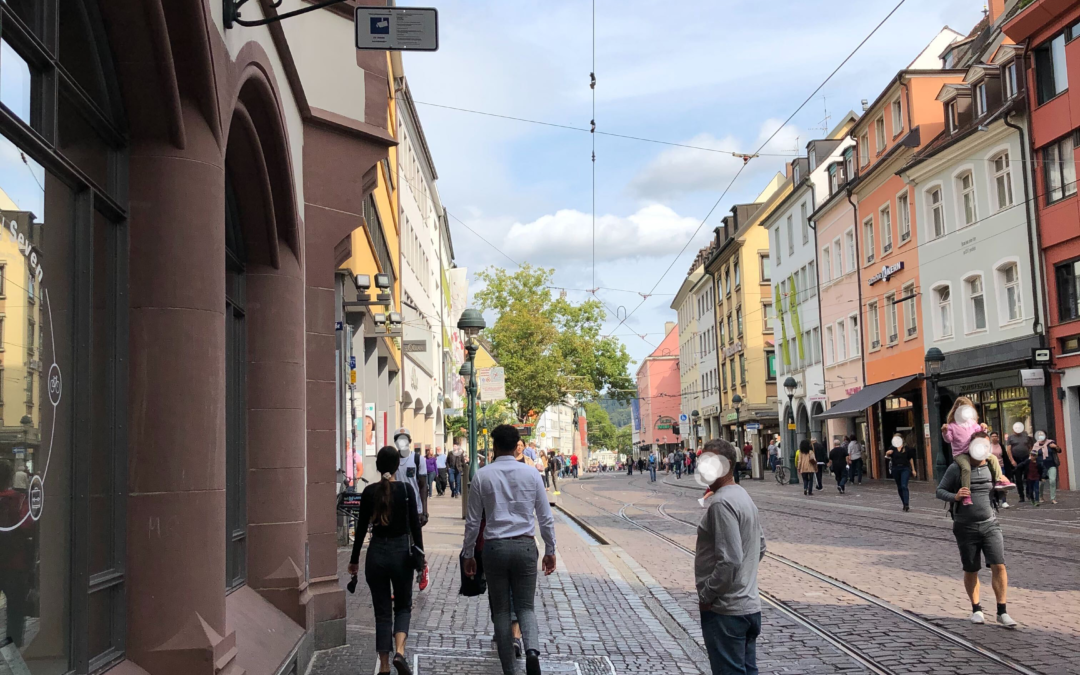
[348,447,424,674]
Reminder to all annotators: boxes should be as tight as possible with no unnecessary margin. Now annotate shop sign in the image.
[808,395,827,403]
[403,340,427,353]
[787,422,797,430]
[513,423,535,437]
[845,386,862,396]
[958,381,993,393]
[724,412,738,423]
[867,261,904,286]
[722,341,743,358]
[1032,348,1051,365]
[701,404,719,416]
[1020,369,1045,387]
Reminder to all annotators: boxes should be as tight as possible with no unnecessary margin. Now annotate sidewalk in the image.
[309,481,706,675]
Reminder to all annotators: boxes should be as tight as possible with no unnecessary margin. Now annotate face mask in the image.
[1012,422,1025,435]
[695,454,731,488]
[1035,433,1046,442]
[396,437,411,457]
[969,439,991,462]
[955,406,976,424]
[892,436,903,449]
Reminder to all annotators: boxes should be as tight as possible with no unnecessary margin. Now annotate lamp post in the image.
[784,377,798,484]
[457,308,486,517]
[925,347,947,480]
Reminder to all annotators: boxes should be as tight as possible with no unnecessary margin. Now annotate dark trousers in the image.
[893,467,911,507]
[547,468,558,492]
[815,464,825,490]
[1026,479,1040,502]
[484,538,540,675]
[801,472,814,494]
[850,457,864,483]
[365,535,414,654]
[701,611,761,675]
[675,463,683,478]
[0,569,29,646]
[448,467,461,496]
[436,468,448,495]
[833,468,848,490]
[649,465,657,482]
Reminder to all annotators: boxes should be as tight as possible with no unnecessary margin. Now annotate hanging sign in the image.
[1020,369,1046,387]
[356,7,439,52]
[867,261,904,285]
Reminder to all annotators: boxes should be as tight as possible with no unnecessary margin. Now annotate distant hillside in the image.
[599,398,632,428]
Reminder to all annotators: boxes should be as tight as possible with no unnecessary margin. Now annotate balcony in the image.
[1003,0,1074,43]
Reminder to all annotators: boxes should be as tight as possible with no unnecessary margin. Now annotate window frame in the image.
[759,253,771,282]
[896,189,911,244]
[868,301,881,351]
[844,228,856,273]
[832,237,842,278]
[879,203,893,254]
[947,100,959,134]
[934,283,954,340]
[1057,259,1080,323]
[955,168,977,228]
[859,132,869,166]
[964,273,988,334]
[902,281,917,339]
[824,324,834,365]
[820,245,832,284]
[1004,61,1018,100]
[975,82,988,117]
[1034,32,1069,106]
[927,184,946,240]
[891,98,903,138]
[874,116,886,154]
[862,216,875,265]
[885,292,898,345]
[991,151,1014,211]
[848,313,860,357]
[836,320,847,362]
[995,258,1023,326]
[1043,134,1077,205]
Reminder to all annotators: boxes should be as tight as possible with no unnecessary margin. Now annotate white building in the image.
[537,401,576,453]
[672,261,703,448]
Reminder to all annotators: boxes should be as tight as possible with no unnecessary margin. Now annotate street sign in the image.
[679,413,688,423]
[335,321,344,331]
[1033,348,1051,365]
[356,7,439,52]
[787,422,797,430]
[478,367,507,401]
[745,422,761,431]
[349,356,356,369]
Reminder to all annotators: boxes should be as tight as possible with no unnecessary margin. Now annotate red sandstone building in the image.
[0,1,400,674]
[634,323,682,457]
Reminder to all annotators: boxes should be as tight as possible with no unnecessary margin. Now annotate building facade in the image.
[0,1,424,673]
[635,324,681,457]
[672,263,703,448]
[694,263,721,443]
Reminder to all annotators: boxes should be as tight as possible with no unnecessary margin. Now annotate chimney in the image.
[988,0,1005,25]
[665,321,676,336]
[785,162,792,179]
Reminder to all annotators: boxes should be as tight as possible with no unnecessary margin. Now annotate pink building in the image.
[636,323,682,456]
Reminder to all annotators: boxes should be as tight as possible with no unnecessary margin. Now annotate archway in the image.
[811,402,826,444]
[796,403,811,452]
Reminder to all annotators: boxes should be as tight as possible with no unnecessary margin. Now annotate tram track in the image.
[566,478,1043,675]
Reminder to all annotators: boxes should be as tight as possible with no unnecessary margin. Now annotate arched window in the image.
[933,284,953,339]
[991,152,1014,211]
[956,171,977,227]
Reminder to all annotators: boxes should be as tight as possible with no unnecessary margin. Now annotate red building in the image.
[1004,0,1080,490]
[635,322,682,456]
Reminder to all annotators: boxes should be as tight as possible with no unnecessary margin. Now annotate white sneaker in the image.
[997,613,1018,628]
[971,611,985,624]
[1001,501,1010,509]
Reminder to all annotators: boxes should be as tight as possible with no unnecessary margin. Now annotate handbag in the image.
[459,550,487,596]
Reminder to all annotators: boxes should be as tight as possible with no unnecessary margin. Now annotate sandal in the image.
[393,652,412,675]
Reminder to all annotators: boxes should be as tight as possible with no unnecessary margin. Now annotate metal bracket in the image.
[224,0,349,29]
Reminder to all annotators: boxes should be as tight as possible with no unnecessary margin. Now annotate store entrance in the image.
[880,393,926,480]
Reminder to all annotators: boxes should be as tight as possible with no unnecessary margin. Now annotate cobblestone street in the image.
[307,471,1080,675]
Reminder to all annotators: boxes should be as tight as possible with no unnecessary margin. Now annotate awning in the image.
[816,375,918,420]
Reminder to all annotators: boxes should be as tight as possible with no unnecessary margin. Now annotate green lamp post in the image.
[457,308,486,515]
[784,376,798,484]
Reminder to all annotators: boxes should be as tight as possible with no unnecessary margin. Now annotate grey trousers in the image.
[483,537,539,674]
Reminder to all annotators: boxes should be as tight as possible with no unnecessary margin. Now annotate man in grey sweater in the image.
[695,438,767,674]
[936,432,1017,628]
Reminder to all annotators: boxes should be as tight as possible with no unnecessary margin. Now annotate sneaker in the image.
[1034,501,1041,508]
[970,611,985,624]
[526,651,542,675]
[962,495,973,506]
[997,613,1018,628]
[903,505,909,512]
[418,564,429,591]
[1001,501,1010,509]
[994,479,1015,490]
[514,637,524,658]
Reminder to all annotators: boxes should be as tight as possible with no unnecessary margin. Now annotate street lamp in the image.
[732,393,743,480]
[457,308,486,516]
[783,376,798,484]
[925,347,947,480]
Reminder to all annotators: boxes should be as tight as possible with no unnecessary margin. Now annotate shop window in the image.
[1055,259,1080,322]
[1034,33,1068,105]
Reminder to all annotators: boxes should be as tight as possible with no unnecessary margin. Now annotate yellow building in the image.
[704,174,788,469]
[0,188,43,473]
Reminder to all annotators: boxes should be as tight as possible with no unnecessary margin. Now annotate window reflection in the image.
[0,133,73,674]
[0,40,32,125]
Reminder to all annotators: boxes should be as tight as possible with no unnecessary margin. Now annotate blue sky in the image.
[401,0,984,366]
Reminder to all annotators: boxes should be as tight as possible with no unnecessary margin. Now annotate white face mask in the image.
[955,406,976,424]
[695,454,731,488]
[969,438,991,462]
[396,437,411,457]
[891,436,903,449]
[1012,422,1025,435]
[1035,433,1046,442]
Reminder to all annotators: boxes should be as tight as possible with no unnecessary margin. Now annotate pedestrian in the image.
[348,447,424,675]
[447,445,463,498]
[767,437,778,473]
[935,435,1017,628]
[394,428,429,589]
[989,432,1011,509]
[847,435,864,484]
[1015,449,1046,506]
[424,447,437,499]
[796,439,817,496]
[627,456,633,476]
[538,451,550,488]
[1007,422,1032,503]
[463,425,556,675]
[648,451,658,482]
[812,436,828,491]
[827,438,849,494]
[570,453,579,478]
[884,433,917,511]
[942,398,1012,507]
[0,459,32,647]
[546,451,560,495]
[695,439,767,675]
[1032,431,1061,505]
[674,447,685,479]
[742,442,753,476]
[435,447,449,497]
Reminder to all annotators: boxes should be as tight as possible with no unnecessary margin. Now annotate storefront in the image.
[872,388,927,481]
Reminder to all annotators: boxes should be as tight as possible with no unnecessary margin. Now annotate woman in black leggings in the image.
[349,447,424,674]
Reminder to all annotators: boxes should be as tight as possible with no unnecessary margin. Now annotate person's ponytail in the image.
[372,447,401,527]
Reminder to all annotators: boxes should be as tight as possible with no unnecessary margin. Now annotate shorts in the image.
[952,519,1005,573]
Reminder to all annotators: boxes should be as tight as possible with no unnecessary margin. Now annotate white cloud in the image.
[628,119,802,201]
[503,203,705,263]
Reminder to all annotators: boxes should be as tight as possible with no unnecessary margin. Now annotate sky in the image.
[400,0,985,368]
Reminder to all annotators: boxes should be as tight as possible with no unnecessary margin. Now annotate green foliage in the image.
[598,398,632,428]
[473,264,635,422]
[614,426,632,455]
[445,414,468,440]
[584,401,617,451]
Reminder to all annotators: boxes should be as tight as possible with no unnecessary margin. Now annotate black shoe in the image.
[903,505,909,512]
[393,652,412,675]
[804,490,808,495]
[526,650,542,675]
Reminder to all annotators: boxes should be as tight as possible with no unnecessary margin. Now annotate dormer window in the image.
[943,50,955,69]
[809,148,817,170]
[844,149,854,179]
[947,101,959,133]
[793,164,800,183]
[1004,61,1018,99]
[829,166,839,194]
[975,82,987,117]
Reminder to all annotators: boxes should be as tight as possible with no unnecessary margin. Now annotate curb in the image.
[552,504,611,545]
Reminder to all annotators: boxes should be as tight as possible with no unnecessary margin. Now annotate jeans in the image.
[701,611,761,675]
[448,467,460,496]
[893,467,911,507]
[675,463,683,478]
[1026,479,1040,503]
[483,538,540,675]
[833,468,848,490]
[547,468,558,493]
[365,535,414,654]
[1045,466,1058,501]
[649,465,657,482]
[850,457,864,483]
[815,465,825,490]
[802,472,815,494]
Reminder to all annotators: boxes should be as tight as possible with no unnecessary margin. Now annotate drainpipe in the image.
[807,172,826,439]
[1002,110,1046,345]
[846,188,866,386]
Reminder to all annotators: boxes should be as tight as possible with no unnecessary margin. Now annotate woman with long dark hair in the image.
[348,447,424,674]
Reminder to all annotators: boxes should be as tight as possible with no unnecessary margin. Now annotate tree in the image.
[473,265,635,422]
[584,401,617,451]
[445,414,468,441]
[613,426,632,455]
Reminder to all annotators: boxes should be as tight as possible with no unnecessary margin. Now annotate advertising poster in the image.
[364,402,378,456]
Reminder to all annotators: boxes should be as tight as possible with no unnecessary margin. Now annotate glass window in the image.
[937,286,953,338]
[875,117,885,153]
[897,192,910,242]
[849,315,860,356]
[947,101,958,133]
[808,261,816,297]
[845,230,856,271]
[993,153,1013,210]
[967,275,987,331]
[891,99,903,136]
[833,239,842,277]
[880,205,892,252]
[739,354,746,383]
[733,261,740,287]
[786,215,794,256]
[929,187,945,238]
[766,352,776,380]
[837,321,847,361]
[0,39,33,125]
[821,246,831,283]
[760,254,770,282]
[736,308,743,336]
[800,203,808,245]
[863,217,875,264]
[868,301,880,348]
[903,282,917,337]
[1034,33,1069,105]
[825,325,834,365]
[1044,135,1077,204]
[859,132,869,166]
[885,293,898,343]
[762,302,773,332]
[958,171,976,226]
[1005,61,1018,100]
[1000,263,1022,323]
[976,83,987,117]
[1056,260,1080,322]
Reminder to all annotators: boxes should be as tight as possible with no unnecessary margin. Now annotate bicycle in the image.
[775,464,790,485]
